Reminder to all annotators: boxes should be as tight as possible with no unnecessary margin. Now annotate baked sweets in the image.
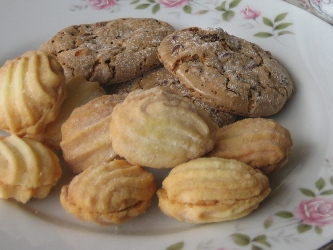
[30,76,105,149]
[40,18,175,85]
[0,50,66,136]
[60,94,125,173]
[0,135,62,203]
[158,27,294,117]
[108,67,237,127]
[207,118,292,174]
[157,157,270,223]
[60,160,156,225]
[109,86,218,169]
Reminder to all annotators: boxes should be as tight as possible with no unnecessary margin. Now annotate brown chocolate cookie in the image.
[40,18,175,85]
[108,67,237,127]
[158,27,294,117]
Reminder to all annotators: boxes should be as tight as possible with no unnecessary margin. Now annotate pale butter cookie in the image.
[207,118,292,174]
[40,18,175,85]
[157,157,270,223]
[60,160,156,225]
[60,94,124,173]
[158,27,294,117]
[0,50,66,136]
[109,86,218,169]
[0,135,62,203]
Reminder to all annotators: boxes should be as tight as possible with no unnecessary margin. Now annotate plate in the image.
[1,1,333,249]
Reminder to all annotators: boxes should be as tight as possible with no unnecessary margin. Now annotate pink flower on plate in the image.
[88,0,117,10]
[240,5,261,19]
[159,0,189,8]
[294,198,333,227]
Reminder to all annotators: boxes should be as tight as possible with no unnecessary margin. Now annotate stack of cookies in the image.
[0,18,294,225]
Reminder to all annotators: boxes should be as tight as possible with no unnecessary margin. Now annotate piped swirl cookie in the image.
[0,50,66,136]
[60,160,156,225]
[0,135,62,203]
[109,86,218,169]
[60,94,125,173]
[158,27,294,117]
[40,18,175,85]
[157,157,270,223]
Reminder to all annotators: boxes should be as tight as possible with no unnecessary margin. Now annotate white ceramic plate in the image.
[1,1,333,249]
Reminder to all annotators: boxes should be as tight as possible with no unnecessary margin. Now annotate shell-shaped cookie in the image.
[109,86,218,169]
[60,160,156,225]
[207,118,293,174]
[0,50,66,136]
[30,75,105,149]
[0,135,62,203]
[157,157,270,223]
[60,94,125,173]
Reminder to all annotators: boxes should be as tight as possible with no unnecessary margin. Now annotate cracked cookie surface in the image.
[40,18,175,85]
[158,27,294,117]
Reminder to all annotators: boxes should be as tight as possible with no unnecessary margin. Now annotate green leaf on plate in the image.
[130,0,140,4]
[274,22,293,30]
[152,3,160,13]
[222,10,235,21]
[300,188,316,197]
[229,0,242,9]
[297,224,312,233]
[252,235,271,247]
[135,3,150,9]
[166,241,184,250]
[231,233,251,246]
[196,10,209,15]
[254,32,273,38]
[274,12,288,22]
[263,17,274,27]
[216,1,227,11]
[330,176,333,185]
[252,245,264,250]
[316,178,326,191]
[315,226,323,235]
[264,218,273,229]
[183,5,192,14]
[320,189,333,195]
[147,0,156,3]
[275,211,294,218]
[278,30,293,36]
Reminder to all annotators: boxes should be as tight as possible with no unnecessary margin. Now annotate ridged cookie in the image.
[60,160,156,225]
[0,135,62,203]
[108,67,237,127]
[0,50,66,136]
[40,18,175,85]
[60,94,125,173]
[109,86,218,169]
[158,27,294,117]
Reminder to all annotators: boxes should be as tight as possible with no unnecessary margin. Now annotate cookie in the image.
[157,157,270,223]
[207,118,293,174]
[0,50,66,137]
[60,94,125,173]
[108,67,237,127]
[60,160,156,225]
[109,86,218,169]
[158,27,294,117]
[0,135,62,203]
[40,18,175,85]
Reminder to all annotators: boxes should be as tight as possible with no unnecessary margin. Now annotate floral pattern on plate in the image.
[70,0,294,37]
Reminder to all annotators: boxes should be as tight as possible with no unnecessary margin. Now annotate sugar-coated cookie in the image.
[40,18,175,85]
[158,27,294,117]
